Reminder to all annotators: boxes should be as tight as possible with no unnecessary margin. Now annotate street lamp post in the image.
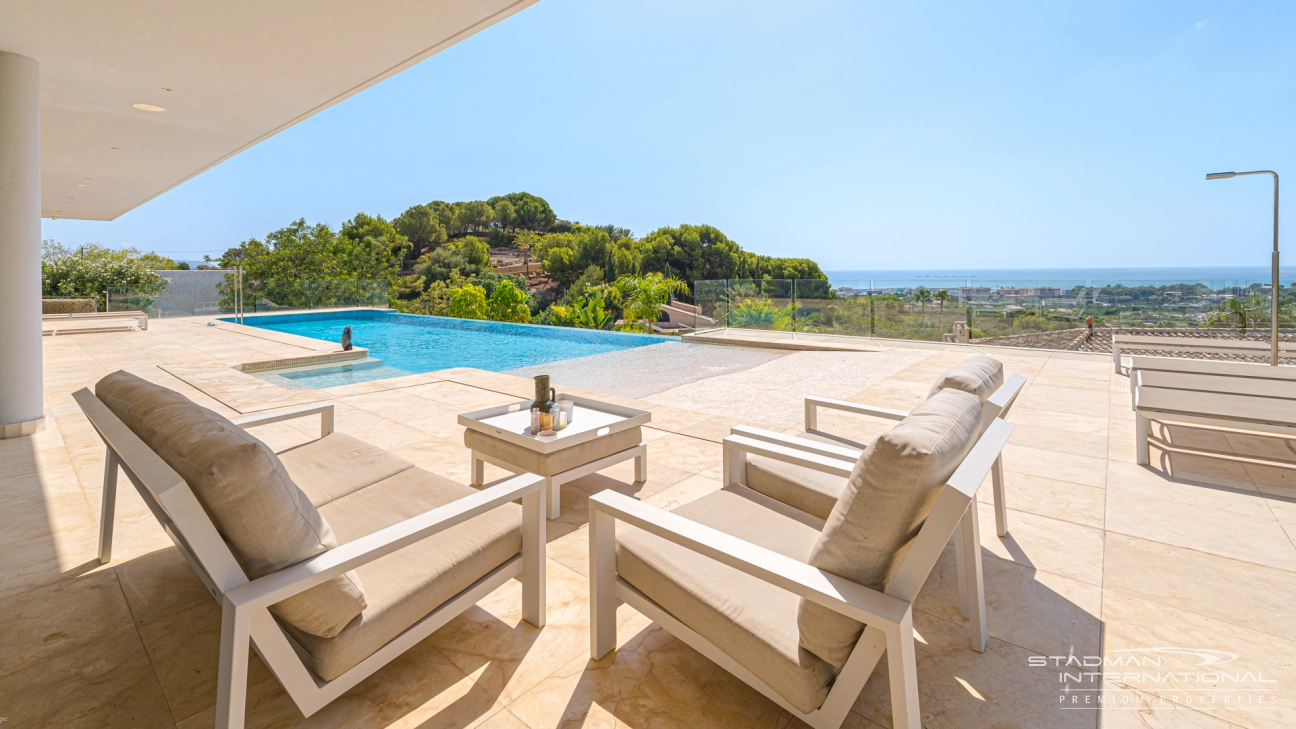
[1207,170,1281,366]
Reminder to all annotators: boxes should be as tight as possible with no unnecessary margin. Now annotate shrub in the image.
[42,298,96,314]
[41,242,168,311]
[487,280,531,323]
[447,284,488,320]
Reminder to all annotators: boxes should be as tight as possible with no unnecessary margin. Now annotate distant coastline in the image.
[825,266,1296,290]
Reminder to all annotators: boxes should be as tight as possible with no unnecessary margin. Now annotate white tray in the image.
[458,394,651,454]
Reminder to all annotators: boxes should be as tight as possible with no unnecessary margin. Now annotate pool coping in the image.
[237,348,370,373]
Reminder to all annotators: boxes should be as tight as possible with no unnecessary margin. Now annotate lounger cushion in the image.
[293,467,523,681]
[278,432,415,507]
[799,389,981,667]
[464,426,642,476]
[926,354,1004,402]
[95,371,367,639]
[616,485,836,714]
[745,432,853,521]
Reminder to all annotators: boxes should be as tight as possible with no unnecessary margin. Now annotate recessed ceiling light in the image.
[72,183,88,187]
[161,87,174,92]
[132,103,165,112]
[110,146,120,150]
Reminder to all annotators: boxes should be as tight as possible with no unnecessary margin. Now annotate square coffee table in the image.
[459,394,650,519]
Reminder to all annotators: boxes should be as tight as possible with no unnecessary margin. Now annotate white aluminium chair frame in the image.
[590,418,1013,729]
[734,372,1025,538]
[1128,356,1296,465]
[720,430,989,653]
[74,389,548,729]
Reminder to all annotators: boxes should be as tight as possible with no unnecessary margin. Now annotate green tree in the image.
[459,201,495,233]
[338,213,410,274]
[934,289,952,315]
[394,204,448,256]
[415,236,491,284]
[448,284,488,320]
[487,192,556,231]
[913,287,934,317]
[614,273,688,325]
[488,280,531,323]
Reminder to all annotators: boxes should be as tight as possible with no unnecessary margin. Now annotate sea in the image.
[825,267,1296,291]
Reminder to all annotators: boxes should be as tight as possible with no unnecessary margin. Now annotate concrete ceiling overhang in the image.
[0,0,538,221]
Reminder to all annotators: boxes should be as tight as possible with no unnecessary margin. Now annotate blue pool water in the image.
[226,311,666,388]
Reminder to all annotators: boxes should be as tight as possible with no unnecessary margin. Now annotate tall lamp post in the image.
[1207,170,1281,365]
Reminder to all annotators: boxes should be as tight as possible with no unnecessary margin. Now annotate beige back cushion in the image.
[798,389,982,666]
[96,371,366,638]
[926,354,1004,402]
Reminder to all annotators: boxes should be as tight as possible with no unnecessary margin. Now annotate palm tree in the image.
[934,289,952,317]
[913,287,934,319]
[1208,294,1263,332]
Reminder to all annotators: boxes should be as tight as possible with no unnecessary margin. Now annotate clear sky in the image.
[40,0,1296,271]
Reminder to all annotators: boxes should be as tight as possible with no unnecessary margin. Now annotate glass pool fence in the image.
[691,278,1296,346]
[108,270,389,319]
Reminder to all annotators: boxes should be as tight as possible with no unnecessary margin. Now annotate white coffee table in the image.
[459,395,650,519]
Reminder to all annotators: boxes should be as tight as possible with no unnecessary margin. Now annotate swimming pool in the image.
[226,310,667,388]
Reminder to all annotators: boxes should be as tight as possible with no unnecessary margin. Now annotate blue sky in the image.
[42,0,1296,271]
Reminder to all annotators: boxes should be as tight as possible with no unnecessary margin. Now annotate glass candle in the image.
[557,400,575,430]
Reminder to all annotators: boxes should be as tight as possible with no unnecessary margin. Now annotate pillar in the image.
[0,52,45,439]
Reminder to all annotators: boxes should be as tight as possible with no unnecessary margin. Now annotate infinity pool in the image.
[226,310,666,388]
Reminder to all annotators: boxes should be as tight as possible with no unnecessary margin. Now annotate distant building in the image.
[956,287,992,299]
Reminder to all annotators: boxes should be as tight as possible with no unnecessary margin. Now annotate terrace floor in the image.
[3,317,1295,728]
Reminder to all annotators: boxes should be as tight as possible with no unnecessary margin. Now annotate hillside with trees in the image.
[209,191,827,332]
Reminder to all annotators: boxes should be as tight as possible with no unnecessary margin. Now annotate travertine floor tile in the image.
[1101,589,1296,729]
[1002,443,1109,489]
[852,610,1097,729]
[1105,487,1296,572]
[1009,423,1110,459]
[1103,533,1296,643]
[429,560,601,707]
[977,503,1106,586]
[982,471,1106,529]
[506,617,796,729]
[0,625,175,729]
[917,543,1103,660]
[0,569,134,679]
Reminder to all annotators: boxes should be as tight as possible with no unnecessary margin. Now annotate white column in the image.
[0,52,45,439]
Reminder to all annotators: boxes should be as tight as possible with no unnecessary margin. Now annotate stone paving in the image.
[2,316,1295,728]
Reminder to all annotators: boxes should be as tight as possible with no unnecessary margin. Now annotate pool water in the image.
[226,311,666,388]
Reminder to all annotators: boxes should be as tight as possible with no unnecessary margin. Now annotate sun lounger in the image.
[589,389,1012,729]
[76,371,546,729]
[1129,355,1296,465]
[1113,332,1291,373]
[42,309,149,335]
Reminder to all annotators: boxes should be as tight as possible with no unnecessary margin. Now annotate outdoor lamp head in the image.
[1206,172,1237,180]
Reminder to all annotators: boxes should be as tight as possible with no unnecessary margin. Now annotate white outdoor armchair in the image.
[589,389,1013,729]
[734,355,1025,538]
[76,372,547,729]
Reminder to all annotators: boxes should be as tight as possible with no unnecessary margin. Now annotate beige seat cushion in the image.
[616,485,836,714]
[926,354,1004,401]
[799,389,982,667]
[95,371,366,639]
[291,467,522,681]
[745,431,853,521]
[464,426,642,476]
[278,432,414,507]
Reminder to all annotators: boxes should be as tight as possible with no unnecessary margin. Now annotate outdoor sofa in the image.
[588,388,1013,729]
[76,370,547,729]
